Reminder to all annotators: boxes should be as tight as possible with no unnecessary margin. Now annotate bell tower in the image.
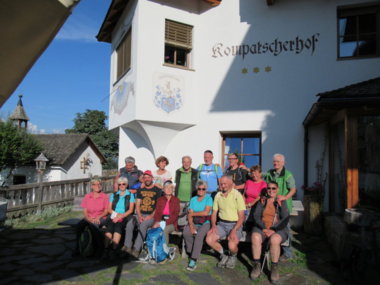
[9,94,29,129]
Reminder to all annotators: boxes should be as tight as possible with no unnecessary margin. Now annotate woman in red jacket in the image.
[152,180,180,244]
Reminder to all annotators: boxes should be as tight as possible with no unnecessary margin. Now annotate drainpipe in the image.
[304,125,309,189]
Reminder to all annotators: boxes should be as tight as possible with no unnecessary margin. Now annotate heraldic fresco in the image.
[153,73,184,114]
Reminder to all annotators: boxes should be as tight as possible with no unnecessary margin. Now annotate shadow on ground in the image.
[0,226,140,284]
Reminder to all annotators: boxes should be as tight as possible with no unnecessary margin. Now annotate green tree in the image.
[65,110,118,169]
[0,120,43,185]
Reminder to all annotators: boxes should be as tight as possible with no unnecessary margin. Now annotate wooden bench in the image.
[170,200,303,257]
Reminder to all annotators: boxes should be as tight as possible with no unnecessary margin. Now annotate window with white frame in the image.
[116,28,132,81]
[164,19,193,68]
[338,4,380,59]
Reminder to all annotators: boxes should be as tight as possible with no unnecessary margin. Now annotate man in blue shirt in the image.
[198,150,223,197]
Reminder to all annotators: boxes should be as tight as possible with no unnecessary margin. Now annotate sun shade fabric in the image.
[165,20,192,50]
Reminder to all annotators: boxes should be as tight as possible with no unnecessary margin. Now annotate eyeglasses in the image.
[267,187,278,190]
[197,188,206,191]
[118,183,127,186]
[92,184,101,186]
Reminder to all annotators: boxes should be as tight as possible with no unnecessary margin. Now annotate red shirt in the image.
[81,192,109,219]
[244,180,267,204]
[154,195,180,230]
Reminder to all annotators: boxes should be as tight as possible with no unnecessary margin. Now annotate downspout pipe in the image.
[304,125,309,190]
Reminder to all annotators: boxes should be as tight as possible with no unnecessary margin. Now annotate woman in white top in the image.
[153,155,172,189]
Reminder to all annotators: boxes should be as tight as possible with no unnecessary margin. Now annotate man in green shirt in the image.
[175,156,198,202]
[174,156,198,227]
[265,153,296,261]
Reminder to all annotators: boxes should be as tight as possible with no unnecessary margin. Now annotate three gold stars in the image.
[241,66,272,74]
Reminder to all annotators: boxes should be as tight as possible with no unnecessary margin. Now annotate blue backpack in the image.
[145,227,175,263]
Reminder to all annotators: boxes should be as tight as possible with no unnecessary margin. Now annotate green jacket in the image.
[265,167,294,213]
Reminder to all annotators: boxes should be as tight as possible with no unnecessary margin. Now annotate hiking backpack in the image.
[145,227,175,263]
[78,225,97,257]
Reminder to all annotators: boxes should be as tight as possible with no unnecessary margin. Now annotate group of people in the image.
[79,151,296,284]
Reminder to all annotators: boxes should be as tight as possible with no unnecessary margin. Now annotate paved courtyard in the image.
[0,212,350,285]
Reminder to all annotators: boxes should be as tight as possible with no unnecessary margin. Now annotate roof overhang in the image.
[303,77,380,126]
[0,0,79,107]
[97,0,222,44]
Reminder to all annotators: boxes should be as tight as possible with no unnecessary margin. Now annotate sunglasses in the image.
[118,183,127,186]
[197,187,206,191]
[267,187,278,190]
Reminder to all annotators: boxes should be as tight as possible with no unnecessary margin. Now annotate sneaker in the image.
[187,259,197,271]
[168,247,176,261]
[225,255,237,269]
[217,253,229,268]
[250,261,261,280]
[270,263,280,284]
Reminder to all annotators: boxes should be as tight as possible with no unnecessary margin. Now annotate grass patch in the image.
[6,206,80,229]
[291,249,307,266]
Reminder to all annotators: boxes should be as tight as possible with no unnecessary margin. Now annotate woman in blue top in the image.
[105,176,135,251]
[183,180,213,271]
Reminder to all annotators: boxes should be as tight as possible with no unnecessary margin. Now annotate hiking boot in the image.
[217,253,229,268]
[250,261,261,280]
[270,263,280,284]
[279,255,291,262]
[225,255,237,269]
[109,249,118,261]
[131,248,140,259]
[121,246,132,255]
[187,259,197,271]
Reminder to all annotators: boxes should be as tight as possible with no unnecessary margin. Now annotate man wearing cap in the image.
[117,156,143,194]
[122,170,162,258]
[206,175,246,269]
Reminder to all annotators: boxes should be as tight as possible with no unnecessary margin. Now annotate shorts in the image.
[217,221,243,240]
[105,216,129,235]
[252,226,288,243]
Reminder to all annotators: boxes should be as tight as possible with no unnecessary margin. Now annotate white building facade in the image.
[98,0,380,199]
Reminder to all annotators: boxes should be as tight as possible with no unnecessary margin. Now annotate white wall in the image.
[110,0,380,195]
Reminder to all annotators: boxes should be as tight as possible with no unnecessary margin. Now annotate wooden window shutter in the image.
[165,19,192,49]
[116,28,131,80]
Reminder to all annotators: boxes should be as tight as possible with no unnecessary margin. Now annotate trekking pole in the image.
[261,200,279,272]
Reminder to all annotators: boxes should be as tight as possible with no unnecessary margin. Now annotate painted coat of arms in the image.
[153,74,183,113]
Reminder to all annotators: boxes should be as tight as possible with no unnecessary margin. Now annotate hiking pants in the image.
[183,223,210,260]
[124,216,154,251]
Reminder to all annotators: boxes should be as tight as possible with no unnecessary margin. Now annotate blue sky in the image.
[0,0,111,134]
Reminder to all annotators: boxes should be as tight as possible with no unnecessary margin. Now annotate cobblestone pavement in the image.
[0,221,351,285]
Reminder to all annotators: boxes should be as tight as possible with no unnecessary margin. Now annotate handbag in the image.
[192,215,211,225]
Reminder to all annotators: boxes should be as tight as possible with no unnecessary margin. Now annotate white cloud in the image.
[52,129,64,134]
[56,17,98,42]
[27,122,46,134]
[55,2,103,43]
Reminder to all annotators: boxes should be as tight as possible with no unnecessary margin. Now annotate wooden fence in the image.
[0,176,115,219]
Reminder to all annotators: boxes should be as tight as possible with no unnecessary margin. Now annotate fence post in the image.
[36,170,43,214]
